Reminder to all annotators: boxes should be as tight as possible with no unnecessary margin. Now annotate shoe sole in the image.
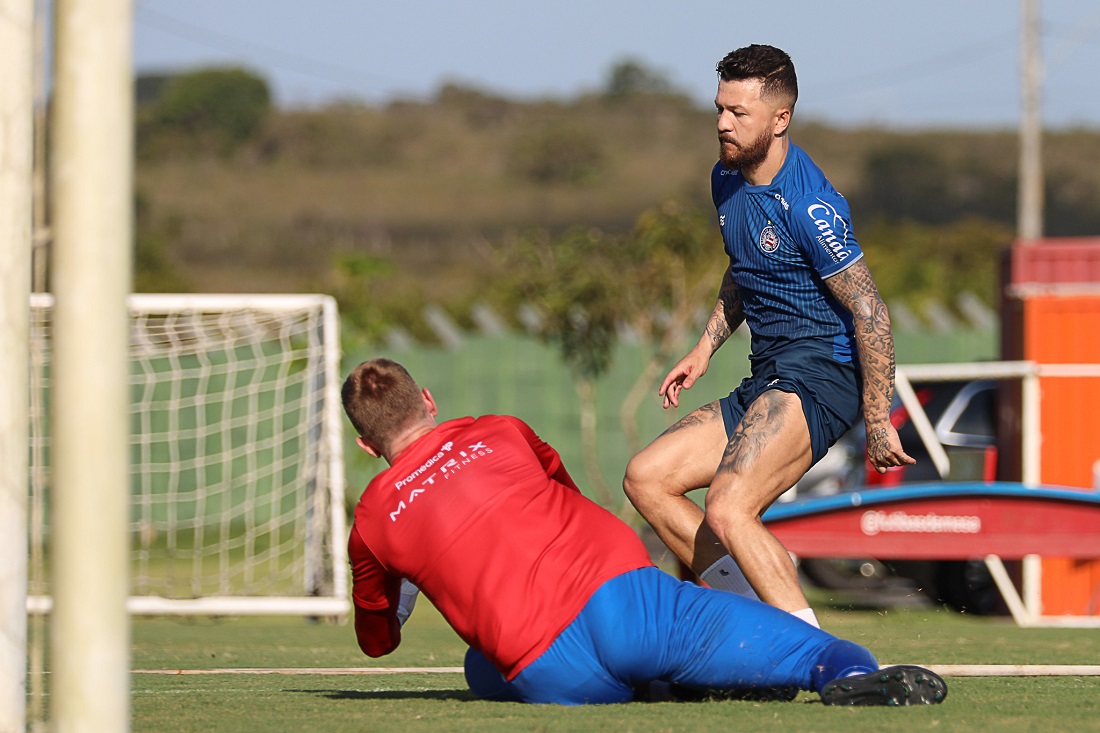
[820,665,947,706]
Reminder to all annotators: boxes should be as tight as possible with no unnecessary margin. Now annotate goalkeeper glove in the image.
[396,579,420,627]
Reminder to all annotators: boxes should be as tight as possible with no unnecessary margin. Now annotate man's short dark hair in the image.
[716,44,798,112]
[341,358,424,451]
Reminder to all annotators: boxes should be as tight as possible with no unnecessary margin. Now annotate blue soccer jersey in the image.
[711,141,863,363]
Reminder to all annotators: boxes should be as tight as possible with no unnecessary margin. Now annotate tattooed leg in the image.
[703,390,814,611]
[623,401,732,571]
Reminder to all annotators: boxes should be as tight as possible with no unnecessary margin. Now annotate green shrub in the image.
[138,67,271,157]
[509,124,605,184]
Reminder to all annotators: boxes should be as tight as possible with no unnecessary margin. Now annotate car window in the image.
[936,380,996,447]
[950,386,995,438]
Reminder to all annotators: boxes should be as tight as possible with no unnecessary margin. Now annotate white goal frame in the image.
[27,293,349,617]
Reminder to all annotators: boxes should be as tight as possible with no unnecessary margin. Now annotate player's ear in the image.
[773,105,791,137]
[421,387,439,418]
[356,436,382,458]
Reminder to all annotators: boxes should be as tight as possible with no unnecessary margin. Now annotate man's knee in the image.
[465,647,522,702]
[622,451,660,506]
[702,489,757,544]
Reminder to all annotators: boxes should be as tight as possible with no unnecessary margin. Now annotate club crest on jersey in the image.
[758,225,780,253]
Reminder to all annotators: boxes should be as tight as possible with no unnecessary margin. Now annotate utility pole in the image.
[1018,0,1043,242]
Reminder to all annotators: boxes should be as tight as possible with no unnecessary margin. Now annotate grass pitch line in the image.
[921,664,1100,677]
[133,664,1100,677]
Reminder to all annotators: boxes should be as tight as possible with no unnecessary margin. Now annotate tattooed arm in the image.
[659,267,745,409]
[707,266,746,352]
[824,259,915,472]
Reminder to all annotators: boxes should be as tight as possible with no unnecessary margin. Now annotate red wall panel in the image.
[1012,238,1100,285]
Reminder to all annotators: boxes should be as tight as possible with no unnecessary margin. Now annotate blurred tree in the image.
[500,226,622,505]
[258,108,406,168]
[135,73,173,107]
[330,252,408,344]
[854,142,1014,226]
[1046,164,1100,236]
[858,216,1011,312]
[495,201,721,510]
[328,249,484,350]
[436,82,517,129]
[133,191,189,293]
[858,144,942,222]
[137,67,271,157]
[604,58,677,99]
[616,201,722,456]
[509,123,605,184]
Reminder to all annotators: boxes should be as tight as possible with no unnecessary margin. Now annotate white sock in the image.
[699,555,759,600]
[791,607,820,628]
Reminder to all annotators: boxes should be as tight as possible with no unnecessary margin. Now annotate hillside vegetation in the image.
[132,66,1100,343]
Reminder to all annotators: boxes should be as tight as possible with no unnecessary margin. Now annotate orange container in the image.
[1015,247,1100,616]
[1023,295,1100,488]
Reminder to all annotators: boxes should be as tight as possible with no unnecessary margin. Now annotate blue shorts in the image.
[464,567,876,705]
[720,342,862,465]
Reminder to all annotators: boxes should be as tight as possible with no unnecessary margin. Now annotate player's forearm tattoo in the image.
[825,260,896,427]
[704,304,731,348]
[704,269,744,352]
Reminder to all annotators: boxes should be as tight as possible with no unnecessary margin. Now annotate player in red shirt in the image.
[343,358,946,706]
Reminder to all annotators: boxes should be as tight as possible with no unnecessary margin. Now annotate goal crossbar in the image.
[28,293,349,618]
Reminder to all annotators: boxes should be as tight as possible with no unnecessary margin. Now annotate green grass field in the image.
[59,595,1094,733]
[26,323,1082,732]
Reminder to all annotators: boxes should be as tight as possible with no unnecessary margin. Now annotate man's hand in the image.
[865,422,916,474]
[659,348,711,409]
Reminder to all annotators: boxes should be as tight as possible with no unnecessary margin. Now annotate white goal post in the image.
[27,293,349,617]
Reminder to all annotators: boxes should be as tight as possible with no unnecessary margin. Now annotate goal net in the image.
[27,294,348,616]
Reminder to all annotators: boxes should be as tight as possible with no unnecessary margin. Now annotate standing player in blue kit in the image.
[624,44,915,626]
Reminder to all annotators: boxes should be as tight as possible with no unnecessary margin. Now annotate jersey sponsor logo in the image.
[758,225,780,253]
[389,441,495,522]
[806,199,852,264]
[394,441,455,490]
[719,214,726,227]
[860,510,982,536]
[773,192,790,211]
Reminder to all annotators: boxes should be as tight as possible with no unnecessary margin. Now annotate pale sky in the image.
[131,0,1100,129]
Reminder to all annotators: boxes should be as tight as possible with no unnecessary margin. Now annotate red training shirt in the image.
[348,415,653,679]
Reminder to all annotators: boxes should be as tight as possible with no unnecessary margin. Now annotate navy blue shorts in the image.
[719,342,862,465]
[464,566,877,705]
